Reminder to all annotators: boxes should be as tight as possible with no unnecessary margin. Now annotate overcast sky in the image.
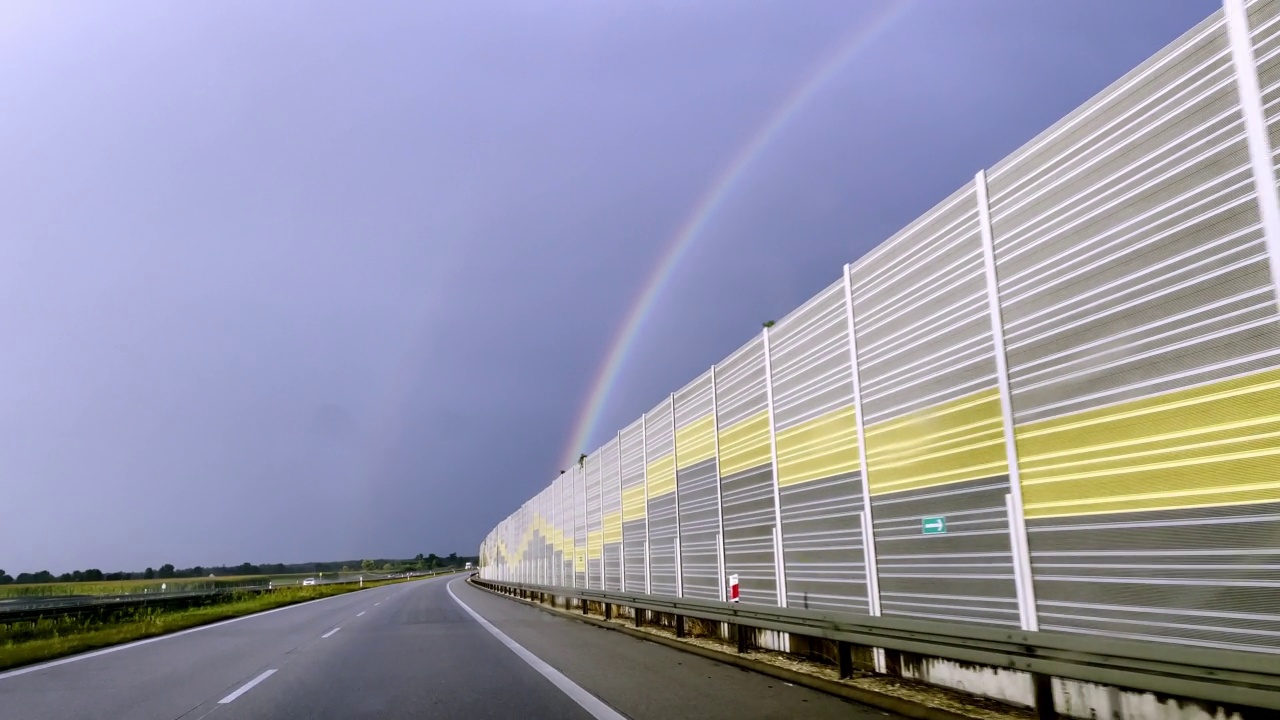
[1,0,1219,574]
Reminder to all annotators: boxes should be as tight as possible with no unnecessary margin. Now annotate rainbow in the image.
[558,2,911,468]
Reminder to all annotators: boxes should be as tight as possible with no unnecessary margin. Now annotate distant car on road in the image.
[302,578,317,586]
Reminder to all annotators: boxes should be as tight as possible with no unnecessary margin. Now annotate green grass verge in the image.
[0,576,424,672]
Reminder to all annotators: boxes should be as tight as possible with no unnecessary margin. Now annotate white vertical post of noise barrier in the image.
[1226,0,1280,311]
[711,364,728,603]
[843,263,882,616]
[558,486,562,585]
[567,474,572,588]
[617,430,625,593]
[642,416,652,595]
[568,476,573,588]
[669,393,684,598]
[761,327,789,608]
[581,462,589,589]
[595,454,604,591]
[715,532,726,603]
[975,169,1040,632]
[554,476,561,587]
[548,492,552,586]
[674,536,683,598]
[575,466,582,588]
[572,466,580,589]
[561,474,568,588]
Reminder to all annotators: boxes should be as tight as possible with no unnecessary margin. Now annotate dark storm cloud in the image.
[0,0,1219,573]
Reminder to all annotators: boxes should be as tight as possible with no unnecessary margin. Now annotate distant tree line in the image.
[0,553,477,585]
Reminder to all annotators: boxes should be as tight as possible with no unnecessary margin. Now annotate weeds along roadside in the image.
[0,576,420,672]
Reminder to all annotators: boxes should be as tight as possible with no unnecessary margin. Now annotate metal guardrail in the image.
[0,587,275,624]
[1,587,259,612]
[0,568,465,624]
[473,578,1280,712]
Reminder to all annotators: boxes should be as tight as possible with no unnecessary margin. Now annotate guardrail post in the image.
[634,607,643,627]
[675,614,686,638]
[605,602,612,620]
[736,624,750,654]
[1033,673,1057,720]
[838,641,853,680]
[883,648,902,677]
[582,598,589,616]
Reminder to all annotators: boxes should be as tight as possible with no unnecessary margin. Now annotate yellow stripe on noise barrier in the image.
[621,484,647,519]
[775,406,860,487]
[718,411,772,476]
[603,511,622,543]
[1018,367,1280,518]
[864,387,1007,495]
[646,454,676,497]
[587,530,603,559]
[676,415,716,467]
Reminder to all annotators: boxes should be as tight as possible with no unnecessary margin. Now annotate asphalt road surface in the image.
[0,574,898,719]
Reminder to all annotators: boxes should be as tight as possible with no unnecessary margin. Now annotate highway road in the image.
[0,574,897,719]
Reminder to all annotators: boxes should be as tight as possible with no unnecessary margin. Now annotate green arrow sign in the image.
[922,516,947,535]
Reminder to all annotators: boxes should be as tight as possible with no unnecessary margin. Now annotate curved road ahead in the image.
[0,575,895,719]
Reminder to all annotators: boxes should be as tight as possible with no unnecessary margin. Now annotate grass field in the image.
[0,572,369,598]
[0,575,425,672]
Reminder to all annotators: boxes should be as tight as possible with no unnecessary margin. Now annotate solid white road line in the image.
[357,611,366,617]
[219,669,277,704]
[447,579,626,720]
[322,627,341,639]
